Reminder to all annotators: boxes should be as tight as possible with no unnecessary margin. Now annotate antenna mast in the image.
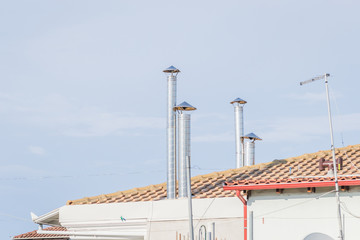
[300,73,344,240]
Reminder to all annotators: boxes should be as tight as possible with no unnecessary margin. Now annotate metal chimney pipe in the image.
[245,141,255,166]
[230,98,247,168]
[163,66,180,199]
[175,102,196,198]
[178,113,190,198]
[243,133,262,166]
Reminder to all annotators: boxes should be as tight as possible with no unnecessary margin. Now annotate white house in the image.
[18,144,360,240]
[224,144,360,240]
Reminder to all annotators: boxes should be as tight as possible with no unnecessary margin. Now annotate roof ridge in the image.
[190,163,268,180]
[67,182,167,205]
[284,144,360,163]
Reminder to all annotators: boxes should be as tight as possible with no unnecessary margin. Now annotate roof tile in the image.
[67,144,360,205]
[13,227,67,240]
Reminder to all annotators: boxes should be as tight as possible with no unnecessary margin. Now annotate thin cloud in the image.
[286,92,327,102]
[193,132,233,143]
[0,93,164,137]
[255,113,360,143]
[193,112,360,145]
[28,146,45,156]
[61,114,164,137]
[335,113,360,132]
[0,165,46,178]
[286,91,343,103]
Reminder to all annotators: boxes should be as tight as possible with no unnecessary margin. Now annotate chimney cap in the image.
[230,97,247,104]
[243,133,262,141]
[163,65,180,73]
[174,101,197,111]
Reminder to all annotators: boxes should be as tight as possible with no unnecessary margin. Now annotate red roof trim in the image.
[223,179,360,191]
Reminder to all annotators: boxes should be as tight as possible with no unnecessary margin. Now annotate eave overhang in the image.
[32,208,61,227]
[223,179,360,191]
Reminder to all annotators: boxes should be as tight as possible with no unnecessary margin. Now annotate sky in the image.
[1,0,360,238]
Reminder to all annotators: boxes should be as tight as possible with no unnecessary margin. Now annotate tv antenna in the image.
[300,73,343,240]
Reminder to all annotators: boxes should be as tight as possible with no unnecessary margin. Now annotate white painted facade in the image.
[247,186,360,240]
[35,197,244,240]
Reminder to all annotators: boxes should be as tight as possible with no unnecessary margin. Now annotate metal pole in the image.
[248,211,253,240]
[300,73,344,239]
[324,74,344,240]
[208,222,215,240]
[186,156,194,240]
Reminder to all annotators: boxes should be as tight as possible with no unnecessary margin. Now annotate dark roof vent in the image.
[319,157,343,171]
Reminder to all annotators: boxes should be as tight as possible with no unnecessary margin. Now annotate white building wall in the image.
[147,197,243,240]
[149,218,242,240]
[59,197,244,240]
[248,186,360,240]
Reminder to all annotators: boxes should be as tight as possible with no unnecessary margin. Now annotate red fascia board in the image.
[223,180,360,191]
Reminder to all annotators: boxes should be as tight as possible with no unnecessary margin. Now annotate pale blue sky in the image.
[1,0,360,238]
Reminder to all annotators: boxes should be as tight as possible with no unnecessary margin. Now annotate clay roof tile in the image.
[67,144,360,205]
[13,227,68,239]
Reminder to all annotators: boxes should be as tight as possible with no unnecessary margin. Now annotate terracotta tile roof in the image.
[13,227,68,240]
[67,144,360,205]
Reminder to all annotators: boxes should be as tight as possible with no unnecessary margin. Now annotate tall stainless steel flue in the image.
[175,102,197,198]
[179,113,190,197]
[243,133,262,166]
[230,98,247,168]
[245,141,255,166]
[163,66,180,199]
